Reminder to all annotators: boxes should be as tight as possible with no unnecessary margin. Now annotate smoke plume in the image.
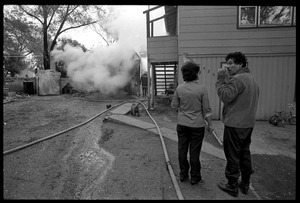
[51,6,147,94]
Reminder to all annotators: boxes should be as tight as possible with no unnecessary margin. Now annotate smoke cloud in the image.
[51,6,148,94]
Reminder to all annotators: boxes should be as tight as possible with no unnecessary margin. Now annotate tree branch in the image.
[67,5,80,16]
[47,5,60,28]
[59,21,98,35]
[90,26,109,46]
[50,6,71,51]
[19,5,43,25]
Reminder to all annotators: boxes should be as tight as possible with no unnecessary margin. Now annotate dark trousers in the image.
[223,125,253,184]
[142,86,147,96]
[177,124,205,181]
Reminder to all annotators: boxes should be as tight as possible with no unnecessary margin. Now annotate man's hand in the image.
[207,125,214,133]
[217,66,229,81]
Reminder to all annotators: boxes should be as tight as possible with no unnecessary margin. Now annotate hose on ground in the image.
[3,100,130,155]
[136,101,184,200]
[3,99,184,200]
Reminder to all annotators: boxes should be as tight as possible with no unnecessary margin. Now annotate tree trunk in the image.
[43,28,50,70]
[43,6,50,70]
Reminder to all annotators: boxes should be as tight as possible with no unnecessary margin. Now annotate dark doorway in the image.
[152,62,177,95]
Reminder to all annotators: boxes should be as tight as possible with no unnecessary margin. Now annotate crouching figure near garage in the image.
[216,52,259,197]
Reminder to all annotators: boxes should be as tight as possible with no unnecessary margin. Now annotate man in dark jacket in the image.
[216,52,259,197]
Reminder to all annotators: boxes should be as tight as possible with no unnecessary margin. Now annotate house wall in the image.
[177,6,296,56]
[147,36,178,63]
[177,6,296,120]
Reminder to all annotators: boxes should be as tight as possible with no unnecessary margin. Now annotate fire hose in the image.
[137,101,184,200]
[204,120,223,147]
[3,99,184,200]
[3,100,129,156]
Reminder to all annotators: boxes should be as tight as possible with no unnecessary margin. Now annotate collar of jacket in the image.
[226,67,250,80]
[236,66,250,74]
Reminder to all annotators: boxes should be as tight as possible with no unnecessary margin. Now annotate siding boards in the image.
[178,6,296,55]
[147,38,178,48]
[179,6,236,17]
[178,46,295,55]
[148,53,178,62]
[147,36,178,62]
[148,47,177,52]
[180,16,236,24]
[180,38,295,47]
[179,24,236,33]
[242,55,295,120]
[179,29,296,40]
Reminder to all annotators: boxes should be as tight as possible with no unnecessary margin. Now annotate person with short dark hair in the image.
[216,52,259,197]
[171,62,213,185]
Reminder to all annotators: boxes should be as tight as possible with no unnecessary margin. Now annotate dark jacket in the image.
[141,73,149,87]
[216,67,259,128]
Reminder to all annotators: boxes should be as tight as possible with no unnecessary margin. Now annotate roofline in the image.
[143,5,163,14]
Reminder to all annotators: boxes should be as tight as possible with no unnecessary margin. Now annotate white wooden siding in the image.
[249,55,296,120]
[178,6,296,55]
[179,29,296,40]
[147,36,178,63]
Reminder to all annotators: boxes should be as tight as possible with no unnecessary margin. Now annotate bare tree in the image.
[15,5,110,70]
[89,6,117,46]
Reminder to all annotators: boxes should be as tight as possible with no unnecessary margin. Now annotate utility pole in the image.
[147,60,151,109]
[150,63,154,109]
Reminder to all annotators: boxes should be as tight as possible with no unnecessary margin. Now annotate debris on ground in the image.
[3,91,29,104]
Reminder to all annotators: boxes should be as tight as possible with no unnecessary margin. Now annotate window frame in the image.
[293,7,296,25]
[238,6,296,29]
[238,6,257,28]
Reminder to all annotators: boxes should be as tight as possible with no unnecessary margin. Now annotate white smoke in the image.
[51,5,148,94]
[52,43,138,94]
[107,6,147,54]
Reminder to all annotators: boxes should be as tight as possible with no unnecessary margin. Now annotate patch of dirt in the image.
[3,94,126,199]
[3,94,295,200]
[251,154,296,200]
[97,121,176,199]
[98,129,114,144]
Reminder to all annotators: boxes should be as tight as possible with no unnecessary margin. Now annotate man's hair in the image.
[181,62,200,81]
[225,52,248,67]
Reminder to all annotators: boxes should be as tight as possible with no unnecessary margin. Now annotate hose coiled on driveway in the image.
[3,99,184,200]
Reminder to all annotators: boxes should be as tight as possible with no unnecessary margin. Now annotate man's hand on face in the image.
[217,66,229,81]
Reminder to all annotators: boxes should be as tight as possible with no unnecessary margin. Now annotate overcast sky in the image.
[63,5,166,50]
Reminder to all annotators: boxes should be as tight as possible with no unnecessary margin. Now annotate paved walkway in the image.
[106,102,271,200]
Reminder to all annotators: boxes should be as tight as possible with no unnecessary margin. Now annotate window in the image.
[238,6,296,28]
[239,6,257,27]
